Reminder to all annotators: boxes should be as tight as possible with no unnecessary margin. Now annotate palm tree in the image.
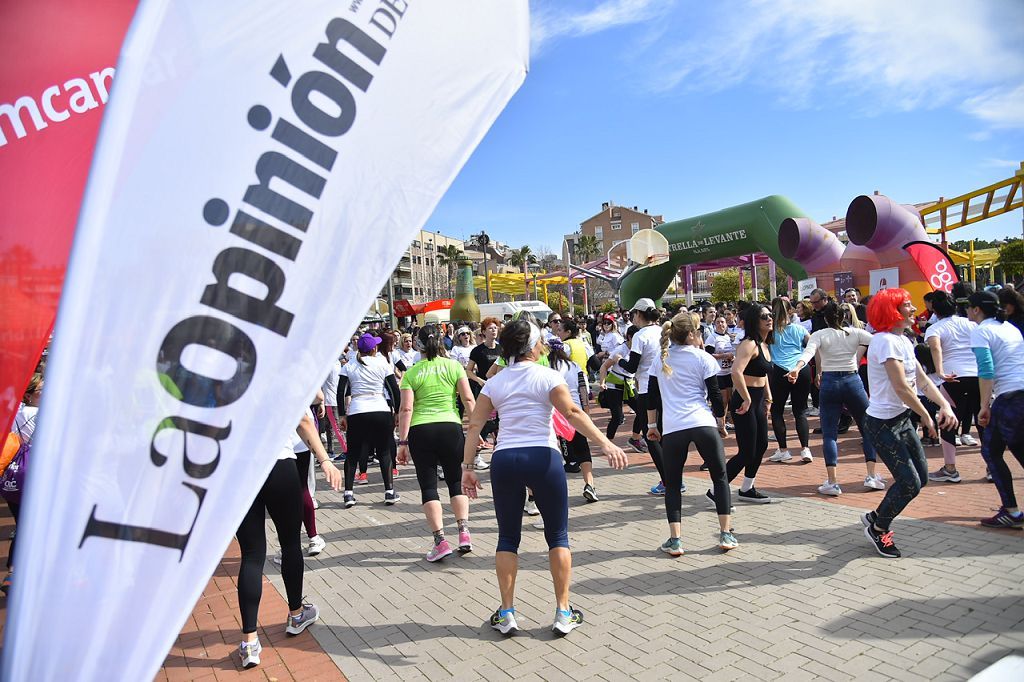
[436,244,464,297]
[507,245,537,299]
[574,235,601,263]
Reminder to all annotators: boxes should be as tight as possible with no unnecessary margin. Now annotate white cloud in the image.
[531,0,677,56]
[642,0,1024,127]
[982,158,1023,169]
[963,85,1024,130]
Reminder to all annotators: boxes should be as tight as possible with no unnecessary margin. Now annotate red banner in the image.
[903,241,959,293]
[0,0,137,434]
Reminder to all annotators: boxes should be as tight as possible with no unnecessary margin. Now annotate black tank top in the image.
[743,340,771,378]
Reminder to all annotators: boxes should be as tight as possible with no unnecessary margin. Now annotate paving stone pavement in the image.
[264,454,1024,682]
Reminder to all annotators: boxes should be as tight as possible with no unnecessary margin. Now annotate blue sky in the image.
[428,0,1024,254]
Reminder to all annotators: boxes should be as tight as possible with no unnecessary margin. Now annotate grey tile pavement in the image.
[266,460,1024,681]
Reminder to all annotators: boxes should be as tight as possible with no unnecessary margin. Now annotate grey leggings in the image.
[863,411,928,530]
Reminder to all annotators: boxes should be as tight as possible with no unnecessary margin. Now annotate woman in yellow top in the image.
[397,324,477,563]
[556,319,593,380]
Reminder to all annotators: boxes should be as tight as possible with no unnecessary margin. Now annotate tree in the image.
[597,300,618,313]
[507,245,537,298]
[710,268,740,303]
[574,235,601,263]
[548,291,569,313]
[436,244,464,297]
[997,240,1024,279]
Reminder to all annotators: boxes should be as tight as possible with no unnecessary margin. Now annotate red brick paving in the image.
[1,405,1019,681]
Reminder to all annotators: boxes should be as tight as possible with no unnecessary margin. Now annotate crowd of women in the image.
[6,283,1024,668]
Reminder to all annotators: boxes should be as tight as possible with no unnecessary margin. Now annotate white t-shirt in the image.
[867,332,917,419]
[13,404,38,444]
[322,360,341,407]
[598,331,624,356]
[799,327,873,373]
[652,345,720,434]
[293,407,315,453]
[971,318,1024,397]
[554,360,585,408]
[392,348,417,369]
[630,324,663,394]
[449,344,473,368]
[608,341,634,379]
[339,354,392,415]
[706,332,735,376]
[924,316,978,377]
[480,361,567,452]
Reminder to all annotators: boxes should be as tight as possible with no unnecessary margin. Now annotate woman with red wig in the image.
[861,289,958,558]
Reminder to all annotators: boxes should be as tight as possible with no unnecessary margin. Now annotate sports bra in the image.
[743,340,771,378]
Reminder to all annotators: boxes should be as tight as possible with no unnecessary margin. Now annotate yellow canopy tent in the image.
[947,246,1000,285]
[473,271,586,304]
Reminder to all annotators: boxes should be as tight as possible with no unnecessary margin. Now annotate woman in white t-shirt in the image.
[646,312,736,555]
[924,292,980,484]
[461,320,627,637]
[860,289,957,559]
[788,302,882,496]
[449,326,474,369]
[392,333,419,373]
[337,333,402,507]
[235,410,341,669]
[2,372,42,595]
[616,298,671,495]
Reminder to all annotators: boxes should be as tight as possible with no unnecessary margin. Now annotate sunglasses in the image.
[759,313,772,321]
[549,319,562,323]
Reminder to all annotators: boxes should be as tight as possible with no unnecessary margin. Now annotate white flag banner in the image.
[4,1,528,679]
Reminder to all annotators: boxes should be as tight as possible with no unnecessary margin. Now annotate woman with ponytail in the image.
[646,312,736,555]
[462,320,627,636]
[396,325,479,561]
[548,337,599,502]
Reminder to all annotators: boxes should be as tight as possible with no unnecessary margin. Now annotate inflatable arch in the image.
[619,194,937,309]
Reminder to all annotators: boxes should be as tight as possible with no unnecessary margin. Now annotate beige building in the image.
[386,229,465,303]
[564,201,664,264]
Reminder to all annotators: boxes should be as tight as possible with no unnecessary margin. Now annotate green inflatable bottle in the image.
[451,256,480,322]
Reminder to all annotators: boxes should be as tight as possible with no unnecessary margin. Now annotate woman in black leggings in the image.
[236,410,342,669]
[397,325,477,562]
[338,333,402,507]
[598,325,643,446]
[722,303,776,504]
[646,312,737,554]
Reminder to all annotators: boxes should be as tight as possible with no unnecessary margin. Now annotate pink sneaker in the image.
[457,530,472,554]
[426,539,453,563]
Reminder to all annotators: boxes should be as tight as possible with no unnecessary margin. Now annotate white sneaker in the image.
[961,434,977,446]
[954,435,963,446]
[474,454,490,471]
[800,448,813,463]
[769,449,792,462]
[312,497,319,510]
[307,535,326,556]
[806,407,820,417]
[864,474,886,490]
[767,433,777,442]
[524,500,540,516]
[817,481,842,496]
[270,552,282,566]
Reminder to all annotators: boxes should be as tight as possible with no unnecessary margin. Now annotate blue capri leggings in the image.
[490,446,569,553]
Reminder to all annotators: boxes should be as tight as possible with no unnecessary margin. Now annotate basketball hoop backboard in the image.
[628,229,670,268]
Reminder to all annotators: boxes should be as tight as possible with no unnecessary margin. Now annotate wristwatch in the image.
[397,440,409,446]
[462,462,477,470]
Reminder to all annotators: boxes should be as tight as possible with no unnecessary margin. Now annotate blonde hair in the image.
[659,312,702,376]
[840,302,864,329]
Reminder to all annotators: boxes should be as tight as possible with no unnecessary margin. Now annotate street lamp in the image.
[475,231,492,303]
[528,262,541,300]
[562,234,577,313]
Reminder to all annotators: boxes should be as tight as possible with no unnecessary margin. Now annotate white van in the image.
[478,300,554,324]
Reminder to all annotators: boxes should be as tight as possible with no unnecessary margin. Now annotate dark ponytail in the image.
[418,324,446,361]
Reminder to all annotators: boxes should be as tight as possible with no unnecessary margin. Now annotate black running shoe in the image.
[863,523,901,558]
[737,487,773,504]
[564,462,582,474]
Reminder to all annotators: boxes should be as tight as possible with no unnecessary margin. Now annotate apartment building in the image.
[564,201,665,264]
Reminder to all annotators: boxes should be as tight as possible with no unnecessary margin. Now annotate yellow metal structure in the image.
[922,162,1023,236]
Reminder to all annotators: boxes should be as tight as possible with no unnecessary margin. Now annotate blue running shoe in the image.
[649,481,666,496]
